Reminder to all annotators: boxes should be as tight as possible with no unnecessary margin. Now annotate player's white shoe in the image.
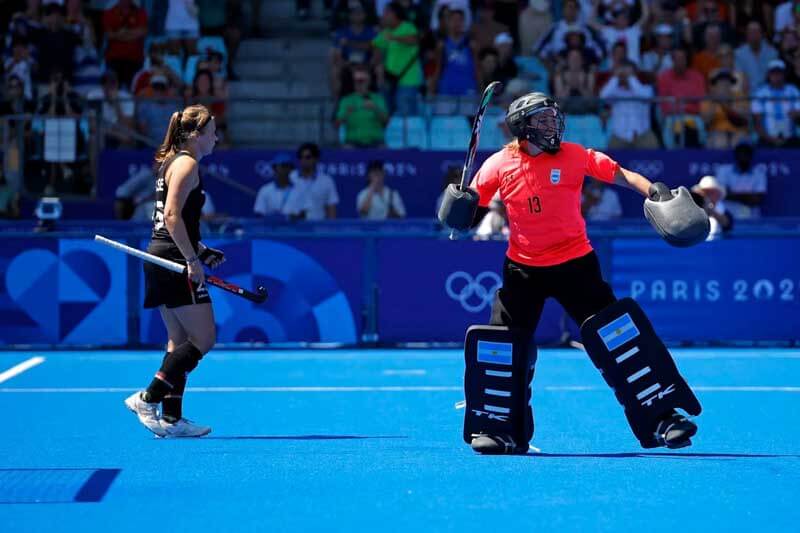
[124,391,166,437]
[159,418,212,438]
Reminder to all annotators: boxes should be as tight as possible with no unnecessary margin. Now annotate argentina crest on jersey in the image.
[550,168,561,185]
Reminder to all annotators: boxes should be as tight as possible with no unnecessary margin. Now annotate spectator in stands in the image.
[752,59,800,147]
[356,160,406,220]
[253,153,308,220]
[429,8,478,97]
[690,175,732,240]
[32,3,80,85]
[534,0,604,67]
[335,65,388,147]
[7,1,41,47]
[731,2,774,42]
[477,47,500,93]
[373,1,423,115]
[778,26,799,66]
[556,26,602,71]
[4,39,35,101]
[114,164,156,220]
[493,32,519,84]
[165,0,199,56]
[0,74,35,114]
[0,170,20,219]
[657,46,706,146]
[291,142,339,220]
[331,0,377,99]
[641,24,674,79]
[0,74,34,193]
[68,0,103,97]
[87,70,135,148]
[186,69,227,144]
[197,50,229,90]
[470,0,509,52]
[715,140,768,218]
[554,48,596,115]
[773,0,800,35]
[102,0,148,88]
[691,23,724,81]
[689,0,735,47]
[786,46,800,87]
[37,68,81,117]
[700,69,749,149]
[518,0,553,56]
[581,179,622,220]
[590,1,648,66]
[735,20,778,90]
[600,59,659,148]
[136,74,178,144]
[131,40,184,96]
[429,0,471,31]
[715,43,748,95]
[474,196,509,240]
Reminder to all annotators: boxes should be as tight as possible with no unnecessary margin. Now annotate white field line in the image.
[0,385,799,393]
[0,356,45,384]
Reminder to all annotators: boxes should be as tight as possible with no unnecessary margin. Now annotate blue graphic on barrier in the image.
[375,238,568,343]
[611,238,800,341]
[0,239,126,344]
[141,239,361,344]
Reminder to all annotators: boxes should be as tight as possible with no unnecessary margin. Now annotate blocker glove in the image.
[644,182,710,247]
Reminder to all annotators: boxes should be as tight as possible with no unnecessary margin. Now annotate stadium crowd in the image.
[0,0,784,228]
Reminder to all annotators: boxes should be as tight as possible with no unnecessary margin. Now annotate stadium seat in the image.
[183,55,201,85]
[514,56,549,94]
[564,114,608,149]
[163,54,184,81]
[385,116,428,149]
[479,108,509,150]
[429,116,472,149]
[197,36,228,63]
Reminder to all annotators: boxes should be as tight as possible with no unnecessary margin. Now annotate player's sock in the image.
[162,374,186,423]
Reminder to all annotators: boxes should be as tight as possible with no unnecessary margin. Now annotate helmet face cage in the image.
[520,106,565,154]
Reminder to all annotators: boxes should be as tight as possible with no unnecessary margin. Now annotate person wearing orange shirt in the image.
[438,92,705,455]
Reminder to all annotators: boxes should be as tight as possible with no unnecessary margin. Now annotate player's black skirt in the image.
[143,240,211,309]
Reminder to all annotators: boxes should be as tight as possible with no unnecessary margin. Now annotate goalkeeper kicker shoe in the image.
[470,433,529,455]
[159,418,212,438]
[654,412,697,449]
[124,391,166,437]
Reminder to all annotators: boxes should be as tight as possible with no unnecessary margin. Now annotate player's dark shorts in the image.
[143,239,211,309]
[490,251,616,330]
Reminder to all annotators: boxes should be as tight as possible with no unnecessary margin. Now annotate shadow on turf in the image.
[203,435,408,441]
[532,452,799,459]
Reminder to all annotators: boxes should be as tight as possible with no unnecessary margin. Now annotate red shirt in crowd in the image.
[470,142,620,267]
[103,3,148,63]
[657,67,707,115]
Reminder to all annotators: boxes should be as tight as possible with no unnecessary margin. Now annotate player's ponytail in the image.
[154,104,213,167]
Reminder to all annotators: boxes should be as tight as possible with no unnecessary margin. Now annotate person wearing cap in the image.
[751,58,800,147]
[734,20,778,89]
[253,153,309,220]
[493,32,519,84]
[136,73,180,144]
[642,26,672,77]
[700,68,749,149]
[715,141,767,218]
[87,69,136,148]
[691,175,731,240]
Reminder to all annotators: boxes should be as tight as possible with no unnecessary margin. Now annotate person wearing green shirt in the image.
[372,2,422,115]
[335,66,389,147]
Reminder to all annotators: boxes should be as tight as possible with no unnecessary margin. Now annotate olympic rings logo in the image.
[445,271,502,313]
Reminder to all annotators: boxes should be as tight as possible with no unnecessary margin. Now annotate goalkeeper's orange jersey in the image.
[470,141,620,267]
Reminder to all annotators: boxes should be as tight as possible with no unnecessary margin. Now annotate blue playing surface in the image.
[1,348,799,532]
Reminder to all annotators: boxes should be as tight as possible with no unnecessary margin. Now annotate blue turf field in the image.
[1,348,799,532]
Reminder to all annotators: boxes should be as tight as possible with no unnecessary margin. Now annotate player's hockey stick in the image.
[95,234,268,304]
